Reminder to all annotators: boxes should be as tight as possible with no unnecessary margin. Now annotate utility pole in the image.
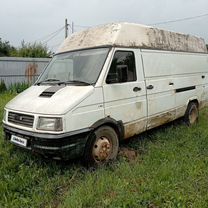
[65,18,68,38]
[71,22,74,33]
[65,19,74,38]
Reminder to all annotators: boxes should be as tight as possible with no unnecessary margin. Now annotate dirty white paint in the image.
[6,85,94,115]
[57,22,207,54]
[3,23,208,144]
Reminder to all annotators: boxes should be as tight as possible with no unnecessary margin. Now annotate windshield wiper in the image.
[63,80,91,85]
[36,79,61,85]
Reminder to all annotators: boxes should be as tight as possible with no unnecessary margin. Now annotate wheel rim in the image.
[189,107,198,124]
[92,136,112,162]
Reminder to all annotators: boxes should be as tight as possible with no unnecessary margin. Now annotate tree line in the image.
[0,38,52,58]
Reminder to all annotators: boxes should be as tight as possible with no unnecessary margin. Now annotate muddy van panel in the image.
[58,23,207,53]
[3,22,208,164]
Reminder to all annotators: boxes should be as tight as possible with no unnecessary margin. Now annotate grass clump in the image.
[0,80,7,93]
[8,82,30,93]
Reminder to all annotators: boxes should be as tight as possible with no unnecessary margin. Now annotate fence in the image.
[0,57,51,87]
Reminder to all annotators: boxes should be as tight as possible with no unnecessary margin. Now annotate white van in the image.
[3,23,208,165]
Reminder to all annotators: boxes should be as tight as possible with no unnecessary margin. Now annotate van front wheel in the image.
[83,126,119,167]
[184,102,199,126]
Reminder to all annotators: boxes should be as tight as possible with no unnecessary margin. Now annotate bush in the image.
[0,38,16,57]
[8,82,30,93]
[0,80,7,93]
[11,41,52,58]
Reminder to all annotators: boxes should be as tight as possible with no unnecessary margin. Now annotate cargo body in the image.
[3,23,208,165]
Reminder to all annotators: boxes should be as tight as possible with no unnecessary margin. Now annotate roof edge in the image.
[57,22,207,54]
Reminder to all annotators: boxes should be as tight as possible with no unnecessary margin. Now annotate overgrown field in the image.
[0,93,208,208]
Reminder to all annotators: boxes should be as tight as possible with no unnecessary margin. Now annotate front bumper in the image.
[3,124,91,160]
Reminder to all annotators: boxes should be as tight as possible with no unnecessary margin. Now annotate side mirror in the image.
[106,65,128,84]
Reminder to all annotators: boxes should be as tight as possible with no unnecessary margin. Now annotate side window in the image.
[106,51,136,84]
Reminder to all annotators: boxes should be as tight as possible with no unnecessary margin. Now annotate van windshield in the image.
[36,48,110,85]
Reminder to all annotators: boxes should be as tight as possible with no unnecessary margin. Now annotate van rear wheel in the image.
[83,126,119,167]
[184,102,199,126]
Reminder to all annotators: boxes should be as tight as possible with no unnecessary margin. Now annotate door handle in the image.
[169,82,174,86]
[202,75,205,79]
[146,85,154,90]
[133,87,141,92]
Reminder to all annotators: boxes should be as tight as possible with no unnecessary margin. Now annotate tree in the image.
[11,41,52,58]
[0,38,16,57]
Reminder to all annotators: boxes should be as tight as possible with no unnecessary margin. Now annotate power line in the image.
[50,43,61,48]
[150,12,208,26]
[33,12,208,44]
[34,26,65,42]
[73,13,208,29]
[49,36,64,48]
[50,43,62,52]
[42,27,65,44]
[70,12,208,30]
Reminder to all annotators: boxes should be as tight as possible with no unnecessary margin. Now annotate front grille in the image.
[8,112,34,128]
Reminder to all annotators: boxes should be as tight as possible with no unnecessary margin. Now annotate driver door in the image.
[103,48,147,138]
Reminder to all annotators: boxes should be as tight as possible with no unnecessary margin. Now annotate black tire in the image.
[184,102,199,126]
[83,126,119,167]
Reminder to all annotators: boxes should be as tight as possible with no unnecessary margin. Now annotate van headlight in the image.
[37,117,63,131]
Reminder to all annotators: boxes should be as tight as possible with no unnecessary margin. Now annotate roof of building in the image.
[57,22,207,53]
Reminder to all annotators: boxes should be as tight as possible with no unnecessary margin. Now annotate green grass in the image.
[0,92,208,208]
[0,93,82,208]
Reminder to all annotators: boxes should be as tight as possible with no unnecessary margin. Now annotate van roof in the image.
[57,22,207,54]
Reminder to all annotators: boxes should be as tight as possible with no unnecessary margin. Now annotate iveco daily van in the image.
[3,23,208,165]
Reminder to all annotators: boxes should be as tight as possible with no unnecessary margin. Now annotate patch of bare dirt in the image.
[148,203,159,208]
[118,147,138,161]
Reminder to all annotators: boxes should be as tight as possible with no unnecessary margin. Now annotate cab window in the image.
[106,51,136,84]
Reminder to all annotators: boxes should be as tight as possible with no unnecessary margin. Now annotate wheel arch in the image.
[184,99,199,126]
[83,118,122,166]
[187,97,199,108]
[90,117,124,141]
